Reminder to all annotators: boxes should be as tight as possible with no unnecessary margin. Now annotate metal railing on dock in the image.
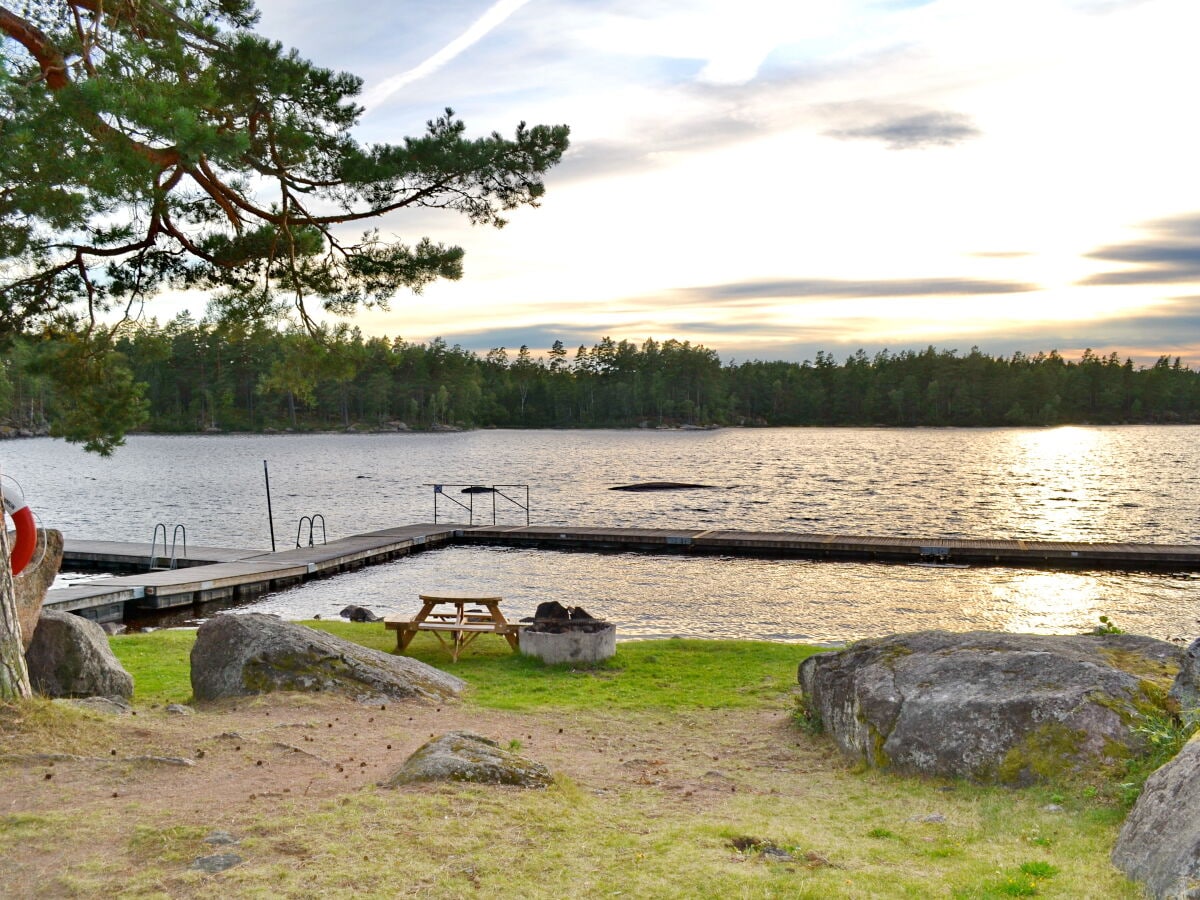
[148,523,186,570]
[428,483,530,526]
[296,514,327,547]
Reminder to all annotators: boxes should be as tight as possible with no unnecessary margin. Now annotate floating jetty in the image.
[51,523,1200,624]
[51,525,457,623]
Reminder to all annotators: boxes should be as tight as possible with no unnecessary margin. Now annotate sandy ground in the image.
[0,692,841,894]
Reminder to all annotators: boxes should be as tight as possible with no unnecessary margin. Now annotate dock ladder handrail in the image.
[296,514,327,547]
[426,484,530,526]
[148,523,187,570]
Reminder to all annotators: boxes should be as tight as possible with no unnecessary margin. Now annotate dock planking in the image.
[51,523,1200,624]
[55,525,459,622]
[457,525,1200,569]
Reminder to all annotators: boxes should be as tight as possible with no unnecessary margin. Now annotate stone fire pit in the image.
[520,601,616,665]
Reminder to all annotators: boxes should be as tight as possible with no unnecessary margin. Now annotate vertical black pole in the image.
[263,460,276,552]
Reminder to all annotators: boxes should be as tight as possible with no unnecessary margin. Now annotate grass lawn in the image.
[0,624,1145,898]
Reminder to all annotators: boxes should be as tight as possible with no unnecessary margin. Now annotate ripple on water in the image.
[6,426,1199,641]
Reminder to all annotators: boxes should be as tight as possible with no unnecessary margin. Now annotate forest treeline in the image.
[3,315,1200,433]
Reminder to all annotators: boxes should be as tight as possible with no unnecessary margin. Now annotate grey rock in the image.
[338,605,382,623]
[1113,735,1200,899]
[54,696,132,716]
[121,755,194,767]
[190,613,464,703]
[26,609,134,700]
[1042,804,1065,813]
[797,630,1182,784]
[760,847,795,862]
[190,853,244,873]
[165,703,194,716]
[12,529,63,651]
[1169,637,1200,712]
[383,731,553,788]
[203,831,239,846]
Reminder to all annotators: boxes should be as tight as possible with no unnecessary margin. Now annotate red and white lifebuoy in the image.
[2,482,35,576]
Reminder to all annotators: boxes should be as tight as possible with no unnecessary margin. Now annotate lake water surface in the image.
[4,426,1199,642]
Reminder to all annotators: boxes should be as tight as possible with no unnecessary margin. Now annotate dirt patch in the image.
[1,694,837,890]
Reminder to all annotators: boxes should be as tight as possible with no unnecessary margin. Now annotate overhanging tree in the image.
[0,0,569,697]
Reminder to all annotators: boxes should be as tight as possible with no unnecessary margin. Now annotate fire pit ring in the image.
[519,602,616,665]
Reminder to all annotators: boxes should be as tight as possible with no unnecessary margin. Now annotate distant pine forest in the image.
[3,316,1200,433]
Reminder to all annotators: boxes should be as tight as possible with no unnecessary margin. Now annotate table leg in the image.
[396,626,418,652]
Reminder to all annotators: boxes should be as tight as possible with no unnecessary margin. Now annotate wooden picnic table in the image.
[384,592,523,661]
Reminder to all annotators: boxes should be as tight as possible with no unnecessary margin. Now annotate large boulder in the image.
[1112,734,1200,899]
[382,732,553,788]
[1169,637,1200,713]
[25,609,134,700]
[190,613,464,703]
[13,528,63,651]
[797,630,1181,784]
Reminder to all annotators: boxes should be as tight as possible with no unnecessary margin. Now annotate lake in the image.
[4,426,1199,642]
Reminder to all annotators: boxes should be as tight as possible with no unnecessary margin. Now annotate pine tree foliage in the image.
[0,0,569,451]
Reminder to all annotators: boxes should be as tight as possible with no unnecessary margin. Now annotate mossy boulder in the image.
[383,731,553,788]
[25,609,133,700]
[1169,637,1200,713]
[190,613,463,703]
[797,630,1182,784]
[1113,733,1200,899]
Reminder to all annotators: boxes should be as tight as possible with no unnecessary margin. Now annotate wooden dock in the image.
[52,525,458,623]
[50,523,1200,624]
[457,525,1200,570]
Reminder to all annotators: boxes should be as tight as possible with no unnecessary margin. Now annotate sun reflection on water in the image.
[994,427,1108,542]
[982,571,1110,634]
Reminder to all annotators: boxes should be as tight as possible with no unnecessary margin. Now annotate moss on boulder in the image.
[797,630,1183,784]
[382,731,553,788]
[190,613,464,703]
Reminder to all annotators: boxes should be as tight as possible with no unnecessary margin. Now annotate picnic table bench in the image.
[385,592,524,662]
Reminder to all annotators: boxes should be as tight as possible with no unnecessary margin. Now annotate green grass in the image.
[109,627,198,704]
[10,625,1149,898]
[110,620,823,710]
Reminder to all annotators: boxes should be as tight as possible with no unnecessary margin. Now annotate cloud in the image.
[1069,0,1153,14]
[682,277,1038,302]
[1080,213,1200,286]
[362,0,535,110]
[430,324,603,353]
[825,109,981,150]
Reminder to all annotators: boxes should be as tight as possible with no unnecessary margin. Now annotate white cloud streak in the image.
[361,0,535,110]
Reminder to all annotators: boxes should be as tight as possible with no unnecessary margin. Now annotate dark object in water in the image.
[339,605,382,623]
[461,485,496,494]
[610,481,714,492]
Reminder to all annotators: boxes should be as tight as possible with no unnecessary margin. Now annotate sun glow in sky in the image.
[242,0,1200,365]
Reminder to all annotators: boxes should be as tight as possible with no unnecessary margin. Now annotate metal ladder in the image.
[296,514,327,547]
[148,523,187,570]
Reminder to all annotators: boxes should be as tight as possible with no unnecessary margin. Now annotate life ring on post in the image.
[2,483,36,576]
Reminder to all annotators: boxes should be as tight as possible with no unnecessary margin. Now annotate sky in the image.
[239,0,1200,366]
